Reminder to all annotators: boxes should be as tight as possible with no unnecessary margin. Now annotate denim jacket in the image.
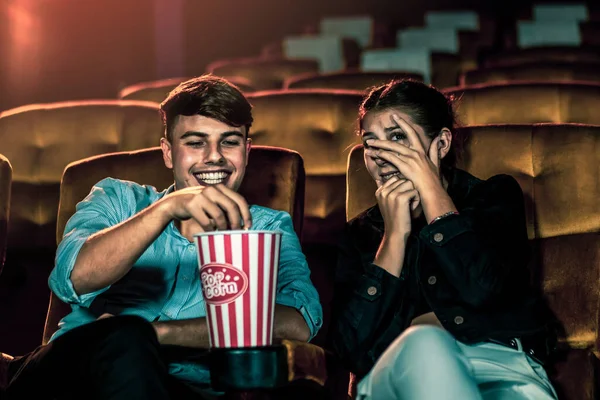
[329,168,556,377]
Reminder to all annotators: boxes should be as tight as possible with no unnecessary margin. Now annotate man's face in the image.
[161,115,251,191]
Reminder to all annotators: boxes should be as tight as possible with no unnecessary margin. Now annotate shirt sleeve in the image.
[268,211,323,341]
[48,178,132,307]
[418,174,531,308]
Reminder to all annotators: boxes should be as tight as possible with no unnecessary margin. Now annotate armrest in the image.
[281,340,327,385]
[208,341,327,391]
[1,352,14,391]
[209,341,351,399]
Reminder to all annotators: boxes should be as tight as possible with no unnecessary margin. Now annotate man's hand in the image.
[163,184,252,231]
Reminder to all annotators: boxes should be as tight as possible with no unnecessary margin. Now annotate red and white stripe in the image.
[195,231,281,348]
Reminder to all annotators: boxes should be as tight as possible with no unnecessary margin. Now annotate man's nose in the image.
[204,143,225,164]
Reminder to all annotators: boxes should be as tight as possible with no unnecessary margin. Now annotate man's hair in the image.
[160,75,253,141]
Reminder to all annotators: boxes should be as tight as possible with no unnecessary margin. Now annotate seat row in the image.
[115,45,600,103]
[2,81,600,254]
[1,121,598,399]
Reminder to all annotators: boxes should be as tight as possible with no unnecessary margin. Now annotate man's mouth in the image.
[380,171,402,182]
[193,171,231,186]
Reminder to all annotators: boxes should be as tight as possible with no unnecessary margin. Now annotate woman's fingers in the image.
[390,114,426,153]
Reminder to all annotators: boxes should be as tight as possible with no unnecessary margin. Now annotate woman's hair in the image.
[160,75,253,142]
[359,79,464,168]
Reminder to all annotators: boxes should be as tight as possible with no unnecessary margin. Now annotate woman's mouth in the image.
[193,171,231,186]
[380,171,402,182]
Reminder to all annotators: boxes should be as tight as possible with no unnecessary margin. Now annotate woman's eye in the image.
[391,133,407,142]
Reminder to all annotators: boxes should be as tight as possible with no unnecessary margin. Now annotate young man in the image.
[4,76,322,399]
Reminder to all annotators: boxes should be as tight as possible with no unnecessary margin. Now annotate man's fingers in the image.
[203,187,246,230]
[214,185,252,229]
[189,202,221,231]
[197,197,228,230]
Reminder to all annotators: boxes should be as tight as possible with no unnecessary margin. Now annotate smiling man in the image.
[3,76,323,400]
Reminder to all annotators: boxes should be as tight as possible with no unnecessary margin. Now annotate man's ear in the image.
[161,137,173,169]
[245,138,252,166]
[437,128,452,160]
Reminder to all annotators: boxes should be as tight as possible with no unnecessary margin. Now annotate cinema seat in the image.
[206,58,320,90]
[0,100,163,251]
[245,89,364,245]
[285,71,423,91]
[461,62,600,86]
[118,76,255,103]
[445,82,600,125]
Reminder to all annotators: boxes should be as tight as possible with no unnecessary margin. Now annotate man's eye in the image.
[187,141,204,147]
[222,140,241,146]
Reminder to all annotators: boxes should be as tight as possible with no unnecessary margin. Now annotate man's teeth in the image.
[196,172,228,184]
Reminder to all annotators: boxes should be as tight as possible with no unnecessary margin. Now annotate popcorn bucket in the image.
[194,230,281,348]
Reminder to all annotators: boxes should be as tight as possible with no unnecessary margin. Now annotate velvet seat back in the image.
[0,100,163,250]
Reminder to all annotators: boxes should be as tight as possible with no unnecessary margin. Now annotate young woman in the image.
[329,80,558,399]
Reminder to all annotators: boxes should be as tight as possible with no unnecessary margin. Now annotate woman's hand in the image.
[364,113,443,194]
[375,175,419,238]
[365,113,457,224]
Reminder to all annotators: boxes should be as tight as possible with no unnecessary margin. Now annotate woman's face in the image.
[361,108,434,186]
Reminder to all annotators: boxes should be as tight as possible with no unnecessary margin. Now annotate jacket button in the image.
[454,316,464,325]
[427,276,437,285]
[433,233,444,242]
[367,286,378,296]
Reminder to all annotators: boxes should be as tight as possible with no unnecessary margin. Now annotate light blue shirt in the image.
[48,178,323,387]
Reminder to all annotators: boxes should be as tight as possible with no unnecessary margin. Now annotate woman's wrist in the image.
[429,211,459,225]
[374,232,409,277]
[419,184,457,223]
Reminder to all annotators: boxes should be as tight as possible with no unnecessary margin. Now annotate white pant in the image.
[357,326,558,400]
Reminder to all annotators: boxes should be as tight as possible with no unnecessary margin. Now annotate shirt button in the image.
[433,233,444,243]
[509,339,517,348]
[367,286,378,296]
[187,246,195,252]
[454,316,464,325]
[427,276,437,285]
